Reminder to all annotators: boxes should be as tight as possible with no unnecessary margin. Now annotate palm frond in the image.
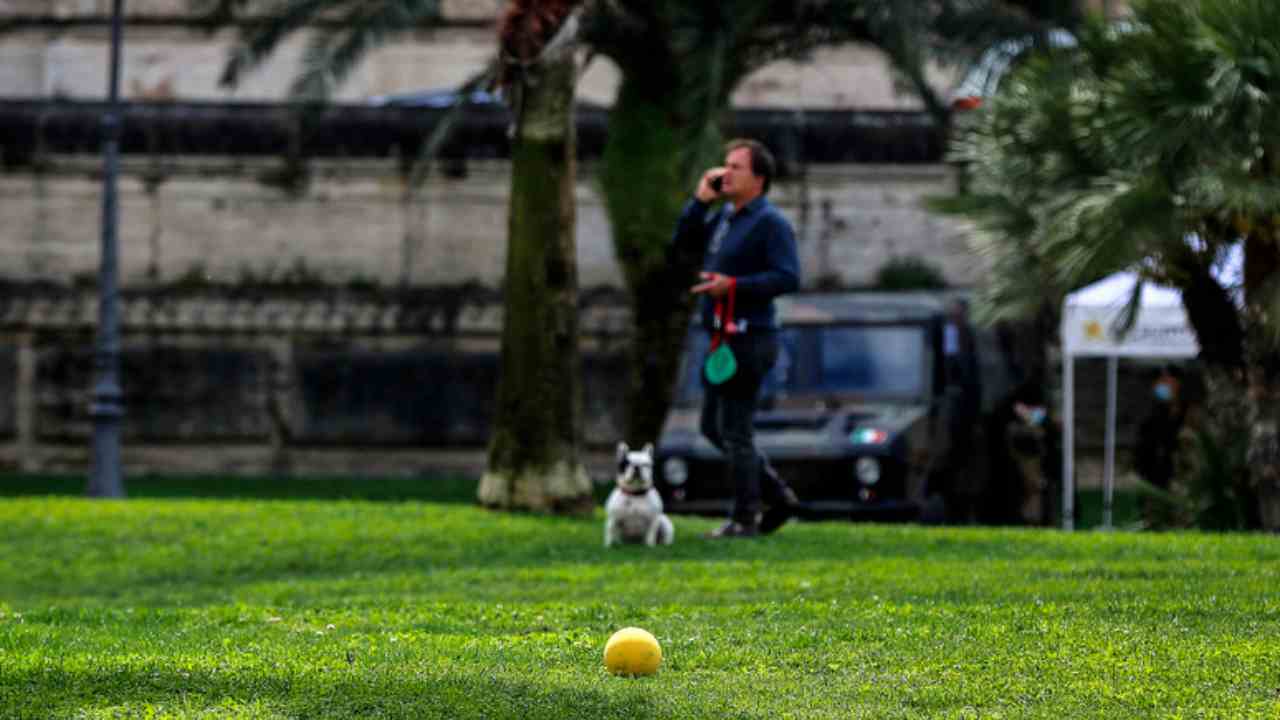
[287,0,442,102]
[928,48,1095,324]
[927,193,1037,242]
[289,30,341,101]
[187,0,253,29]
[1096,1,1280,176]
[219,0,342,89]
[579,1,671,81]
[967,228,1063,324]
[732,0,870,70]
[406,59,502,190]
[1111,277,1145,337]
[933,0,1085,58]
[864,0,947,123]
[1037,174,1181,288]
[664,3,744,182]
[1182,172,1280,222]
[220,0,441,94]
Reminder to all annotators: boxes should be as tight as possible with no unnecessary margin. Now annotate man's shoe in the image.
[759,487,800,535]
[704,520,759,539]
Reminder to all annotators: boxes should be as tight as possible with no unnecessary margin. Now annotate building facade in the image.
[0,2,1130,483]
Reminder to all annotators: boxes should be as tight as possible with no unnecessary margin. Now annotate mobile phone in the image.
[709,175,723,193]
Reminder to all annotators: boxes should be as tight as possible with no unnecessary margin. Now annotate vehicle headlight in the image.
[662,457,689,486]
[855,456,881,486]
[851,428,889,445]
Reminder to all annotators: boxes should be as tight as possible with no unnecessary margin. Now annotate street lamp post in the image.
[87,0,126,498]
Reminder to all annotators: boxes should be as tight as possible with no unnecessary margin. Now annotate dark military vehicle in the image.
[654,292,1014,522]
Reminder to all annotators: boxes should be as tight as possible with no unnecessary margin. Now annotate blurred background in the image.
[0,1,1135,500]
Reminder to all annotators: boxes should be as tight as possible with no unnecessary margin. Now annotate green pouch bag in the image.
[704,343,737,385]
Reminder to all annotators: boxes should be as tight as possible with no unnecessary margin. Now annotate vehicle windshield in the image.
[675,324,931,405]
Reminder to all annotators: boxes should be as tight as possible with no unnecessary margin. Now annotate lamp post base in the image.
[87,380,125,498]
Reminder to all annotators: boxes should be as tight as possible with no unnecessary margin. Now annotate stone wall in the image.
[0,287,1151,487]
[0,285,633,476]
[0,0,502,20]
[0,0,1136,111]
[0,157,976,290]
[0,6,954,110]
[0,2,1140,485]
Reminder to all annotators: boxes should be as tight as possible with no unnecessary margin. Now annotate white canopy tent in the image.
[1058,243,1241,530]
[1059,273,1200,530]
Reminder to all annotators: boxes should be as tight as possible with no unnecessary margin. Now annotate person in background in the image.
[1135,365,1185,527]
[670,138,801,538]
[940,298,983,522]
[985,377,1050,525]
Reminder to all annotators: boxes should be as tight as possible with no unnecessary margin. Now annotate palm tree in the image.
[202,0,593,513]
[930,41,1104,391]
[584,0,1080,442]
[477,0,593,512]
[936,0,1280,529]
[196,0,1082,508]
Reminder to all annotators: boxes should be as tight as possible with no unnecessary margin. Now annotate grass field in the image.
[1,475,1277,719]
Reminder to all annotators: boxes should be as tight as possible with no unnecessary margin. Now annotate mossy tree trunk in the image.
[1242,229,1280,531]
[1175,220,1280,531]
[477,35,591,514]
[599,77,727,443]
[1243,373,1280,531]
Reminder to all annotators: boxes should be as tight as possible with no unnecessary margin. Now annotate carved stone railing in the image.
[0,281,636,476]
[0,99,943,169]
[0,281,633,338]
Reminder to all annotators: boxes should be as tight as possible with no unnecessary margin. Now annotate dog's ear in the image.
[616,442,629,464]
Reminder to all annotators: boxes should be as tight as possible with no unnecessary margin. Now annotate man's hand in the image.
[691,271,734,298]
[695,167,727,203]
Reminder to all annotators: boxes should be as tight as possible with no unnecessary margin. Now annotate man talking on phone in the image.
[670,138,801,538]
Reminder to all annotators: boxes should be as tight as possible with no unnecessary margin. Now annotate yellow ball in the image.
[603,627,662,676]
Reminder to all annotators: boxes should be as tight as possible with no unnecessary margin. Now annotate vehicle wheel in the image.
[919,493,948,525]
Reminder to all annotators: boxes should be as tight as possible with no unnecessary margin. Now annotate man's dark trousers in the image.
[699,329,789,526]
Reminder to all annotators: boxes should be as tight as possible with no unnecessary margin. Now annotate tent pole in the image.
[1103,356,1117,531]
[1062,354,1074,531]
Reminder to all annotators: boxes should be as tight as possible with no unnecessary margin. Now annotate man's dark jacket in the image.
[671,195,800,332]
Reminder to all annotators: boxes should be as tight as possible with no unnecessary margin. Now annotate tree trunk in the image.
[1178,230,1280,531]
[600,80,723,442]
[477,43,592,514]
[624,266,702,443]
[1243,230,1280,531]
[1245,379,1280,531]
[1180,367,1254,529]
[1170,250,1258,528]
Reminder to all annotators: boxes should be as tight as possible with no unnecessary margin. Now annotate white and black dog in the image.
[604,442,674,547]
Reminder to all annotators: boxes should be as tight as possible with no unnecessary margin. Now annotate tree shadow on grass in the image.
[6,511,1256,611]
[0,472,491,504]
[1,663,678,720]
[4,475,1269,613]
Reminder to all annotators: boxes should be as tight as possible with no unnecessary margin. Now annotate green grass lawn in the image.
[1,476,1277,719]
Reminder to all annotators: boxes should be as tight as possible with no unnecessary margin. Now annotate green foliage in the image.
[931,46,1100,327]
[598,85,703,285]
[1189,425,1253,531]
[1139,424,1256,531]
[197,0,444,98]
[940,0,1280,530]
[940,0,1280,349]
[197,1,1106,445]
[873,255,948,291]
[589,1,1061,439]
[1,491,1279,718]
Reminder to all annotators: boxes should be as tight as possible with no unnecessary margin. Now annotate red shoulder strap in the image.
[710,278,737,350]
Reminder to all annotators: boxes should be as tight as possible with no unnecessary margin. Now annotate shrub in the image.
[874,255,947,290]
